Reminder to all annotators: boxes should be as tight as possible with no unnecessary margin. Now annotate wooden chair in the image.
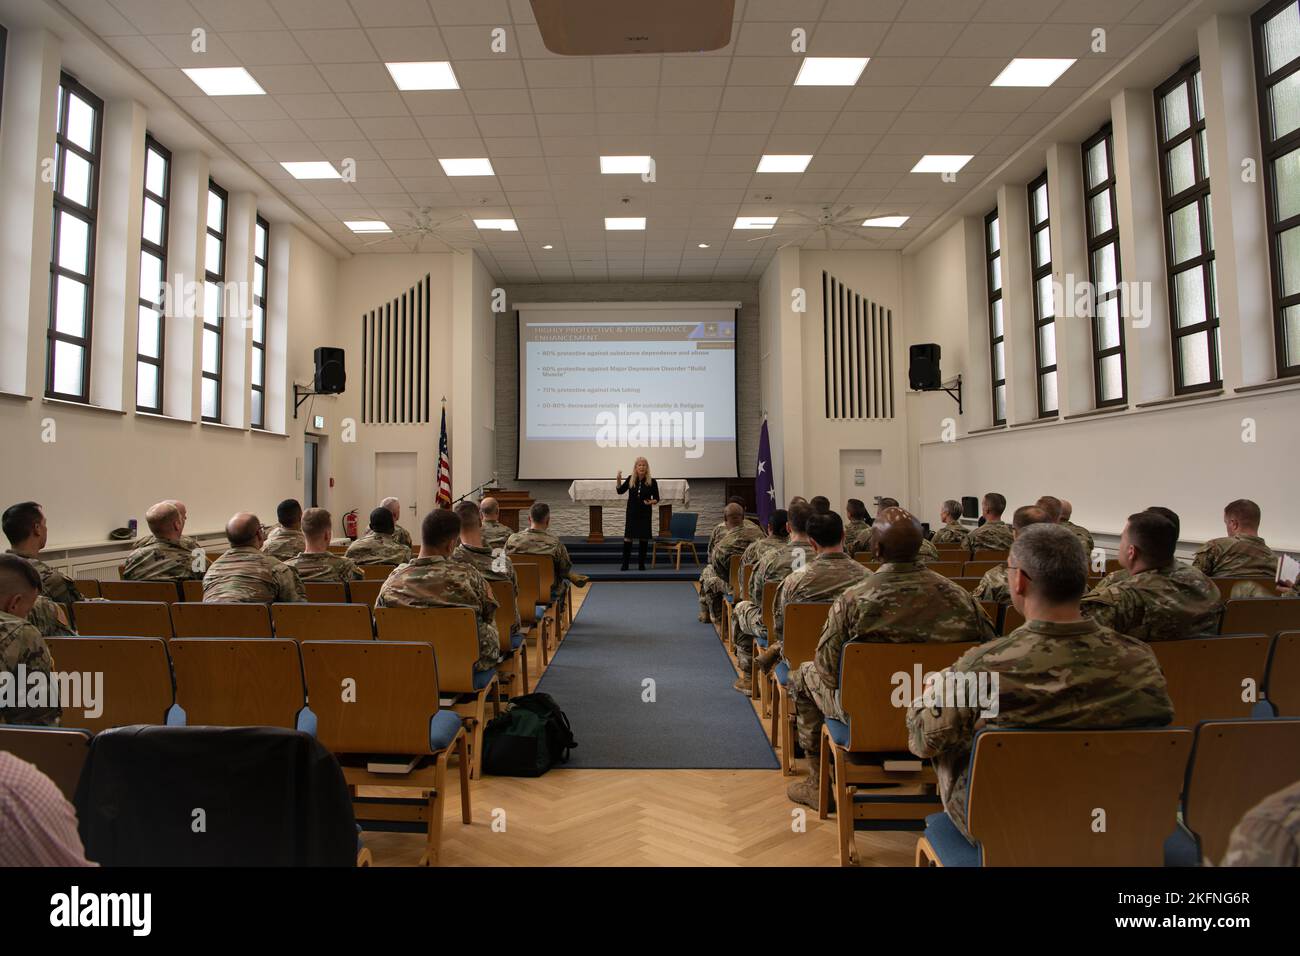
[651,511,700,569]
[304,581,348,603]
[204,550,226,566]
[0,726,92,800]
[935,547,967,558]
[489,578,529,697]
[326,544,349,555]
[510,553,565,641]
[1260,631,1300,716]
[72,600,173,639]
[963,561,1003,579]
[359,563,398,581]
[171,602,273,638]
[723,553,743,648]
[950,577,981,593]
[970,549,1009,563]
[751,580,781,715]
[926,561,965,578]
[512,562,552,668]
[375,606,499,780]
[821,641,979,865]
[775,602,832,776]
[1149,635,1271,725]
[999,605,1025,635]
[182,579,204,602]
[171,638,309,729]
[979,601,999,627]
[1176,719,1300,865]
[300,640,470,867]
[852,554,882,572]
[45,636,179,733]
[1221,598,1300,636]
[1104,558,1122,573]
[270,602,373,642]
[915,728,1192,866]
[100,579,182,603]
[348,579,383,609]
[72,579,101,600]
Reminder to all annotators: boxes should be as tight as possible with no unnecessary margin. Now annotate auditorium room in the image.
[2,0,1299,887]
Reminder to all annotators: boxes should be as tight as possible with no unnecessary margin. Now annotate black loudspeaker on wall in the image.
[962,496,980,519]
[313,347,346,394]
[909,343,942,390]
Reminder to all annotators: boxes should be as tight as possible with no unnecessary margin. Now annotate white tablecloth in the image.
[568,478,690,506]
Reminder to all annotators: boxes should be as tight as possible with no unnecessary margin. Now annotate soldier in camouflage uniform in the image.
[1221,780,1300,867]
[964,493,1014,555]
[1193,499,1277,577]
[203,513,306,603]
[788,508,993,810]
[122,501,205,583]
[28,595,76,637]
[453,501,520,644]
[1060,499,1095,558]
[930,499,969,547]
[1083,511,1222,641]
[285,508,362,583]
[843,499,873,556]
[907,524,1174,840]
[379,508,502,673]
[134,499,203,556]
[479,497,513,552]
[346,507,413,566]
[261,499,306,561]
[732,507,808,691]
[0,555,60,726]
[506,502,588,608]
[973,505,1054,606]
[3,501,82,610]
[698,503,764,625]
[740,509,789,580]
[380,497,415,551]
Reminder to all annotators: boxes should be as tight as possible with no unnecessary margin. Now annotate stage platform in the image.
[561,537,708,582]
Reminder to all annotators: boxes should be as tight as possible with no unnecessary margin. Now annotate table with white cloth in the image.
[567,478,691,542]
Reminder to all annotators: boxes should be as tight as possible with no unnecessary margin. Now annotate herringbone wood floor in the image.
[362,582,917,867]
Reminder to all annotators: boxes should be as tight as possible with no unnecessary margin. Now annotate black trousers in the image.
[621,538,648,570]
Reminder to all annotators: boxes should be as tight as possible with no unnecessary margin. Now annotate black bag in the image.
[481,692,577,777]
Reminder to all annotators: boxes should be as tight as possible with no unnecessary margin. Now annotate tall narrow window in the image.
[251,216,269,429]
[1156,61,1221,393]
[47,74,104,403]
[137,137,169,414]
[202,181,227,423]
[986,210,1006,425]
[1082,125,1128,406]
[1253,0,1300,377]
[1028,172,1058,416]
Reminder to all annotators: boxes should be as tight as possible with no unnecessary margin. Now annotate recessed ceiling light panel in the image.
[345,220,391,233]
[600,155,653,175]
[756,154,812,173]
[182,67,265,96]
[991,58,1076,88]
[386,61,459,91]
[794,57,869,87]
[280,161,341,180]
[734,216,778,230]
[862,216,910,228]
[605,217,646,230]
[911,155,973,174]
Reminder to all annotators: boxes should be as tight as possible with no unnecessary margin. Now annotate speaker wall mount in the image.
[913,373,963,415]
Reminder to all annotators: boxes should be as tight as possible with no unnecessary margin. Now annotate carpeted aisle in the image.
[534,582,780,769]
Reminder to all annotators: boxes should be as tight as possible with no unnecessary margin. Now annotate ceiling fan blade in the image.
[744,232,784,242]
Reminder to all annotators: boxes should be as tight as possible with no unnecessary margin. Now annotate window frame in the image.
[1081,123,1129,407]
[136,135,170,414]
[202,179,228,423]
[251,215,269,429]
[1155,58,1222,394]
[1027,170,1058,418]
[1251,0,1300,378]
[46,73,105,404]
[985,209,1006,426]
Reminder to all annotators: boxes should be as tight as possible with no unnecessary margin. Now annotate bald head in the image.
[872,507,923,562]
[226,512,263,547]
[1060,499,1074,521]
[480,496,500,519]
[166,500,188,526]
[723,502,744,526]
[1012,505,1052,535]
[145,501,181,539]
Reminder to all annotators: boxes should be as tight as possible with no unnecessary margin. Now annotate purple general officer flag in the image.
[756,418,775,530]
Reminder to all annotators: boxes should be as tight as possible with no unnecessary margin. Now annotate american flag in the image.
[436,405,452,508]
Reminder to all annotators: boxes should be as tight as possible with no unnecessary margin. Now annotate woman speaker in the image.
[615,456,660,571]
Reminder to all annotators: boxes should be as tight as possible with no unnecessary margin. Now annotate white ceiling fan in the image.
[745,203,886,250]
[359,209,483,253]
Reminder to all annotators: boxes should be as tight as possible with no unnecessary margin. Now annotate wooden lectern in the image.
[483,489,534,531]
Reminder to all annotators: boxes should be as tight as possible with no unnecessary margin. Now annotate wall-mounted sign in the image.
[313,415,325,430]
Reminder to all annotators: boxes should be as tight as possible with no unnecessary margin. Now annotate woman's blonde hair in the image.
[633,457,652,484]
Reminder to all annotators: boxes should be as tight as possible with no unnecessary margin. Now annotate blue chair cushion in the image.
[755,635,768,650]
[510,631,525,650]
[472,668,496,691]
[775,660,790,687]
[922,812,980,867]
[1164,826,1201,867]
[295,706,318,737]
[825,717,849,748]
[428,710,462,752]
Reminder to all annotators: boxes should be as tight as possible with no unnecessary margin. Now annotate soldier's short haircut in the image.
[277,498,303,527]
[2,502,43,546]
[1126,511,1178,566]
[878,497,900,509]
[787,496,808,508]
[0,553,41,597]
[807,511,844,548]
[454,500,481,530]
[810,495,831,515]
[846,499,868,521]
[728,495,746,506]
[788,502,814,534]
[1035,495,1063,522]
[1146,506,1180,538]
[942,499,962,521]
[369,506,395,534]
[982,493,1007,517]
[1012,505,1051,531]
[530,502,550,524]
[769,509,789,537]
[302,507,333,539]
[480,498,499,517]
[1012,524,1087,604]
[422,508,462,550]
[1224,498,1262,527]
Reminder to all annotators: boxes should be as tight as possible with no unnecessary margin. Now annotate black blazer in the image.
[616,476,659,539]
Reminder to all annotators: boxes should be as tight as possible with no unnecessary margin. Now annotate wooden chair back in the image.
[740,562,753,602]
[1000,605,1025,635]
[0,727,92,800]
[1104,558,1122,573]
[936,547,967,558]
[514,563,541,626]
[783,603,832,669]
[1264,631,1300,715]
[966,728,1192,866]
[1182,719,1300,864]
[950,577,981,593]
[171,638,306,729]
[852,551,873,566]
[728,554,743,596]
[926,561,965,578]
[489,580,516,653]
[171,602,273,639]
[359,563,397,581]
[204,550,226,567]
[271,602,373,642]
[72,601,173,639]
[510,553,556,606]
[839,641,978,751]
[182,579,204,602]
[971,549,1009,563]
[979,601,999,625]
[301,641,443,754]
[963,561,1003,578]
[1149,635,1271,725]
[761,581,780,636]
[326,544,349,555]
[1221,598,1300,636]
[347,579,383,609]
[303,581,347,603]
[100,579,181,603]
[45,637,175,733]
[375,606,482,695]
[73,579,102,599]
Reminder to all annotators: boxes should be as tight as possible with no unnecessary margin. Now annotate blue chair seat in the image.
[775,660,790,686]
[472,668,496,691]
[755,635,768,650]
[428,710,462,752]
[1163,826,1201,867]
[825,717,849,748]
[922,812,980,867]
[510,631,525,650]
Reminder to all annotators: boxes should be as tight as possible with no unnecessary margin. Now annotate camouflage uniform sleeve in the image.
[1079,587,1123,633]
[1192,541,1217,575]
[1,621,61,725]
[813,591,852,687]
[966,591,997,642]
[343,557,363,582]
[29,596,76,637]
[972,570,993,602]
[276,563,307,602]
[905,648,986,759]
[772,575,794,642]
[556,542,572,577]
[45,570,81,607]
[748,552,768,605]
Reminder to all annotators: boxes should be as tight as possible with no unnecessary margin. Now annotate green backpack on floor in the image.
[481,692,577,777]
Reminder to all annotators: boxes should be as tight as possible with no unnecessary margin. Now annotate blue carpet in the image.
[534,582,779,769]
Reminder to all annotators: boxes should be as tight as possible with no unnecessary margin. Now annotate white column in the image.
[223,190,257,427]
[166,150,208,421]
[775,246,805,499]
[1047,141,1093,416]
[960,215,993,428]
[997,184,1037,424]
[264,224,291,434]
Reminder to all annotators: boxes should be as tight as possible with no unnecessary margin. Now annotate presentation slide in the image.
[516,302,739,480]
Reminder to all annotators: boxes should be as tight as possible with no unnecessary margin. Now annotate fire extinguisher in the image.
[343,509,358,540]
